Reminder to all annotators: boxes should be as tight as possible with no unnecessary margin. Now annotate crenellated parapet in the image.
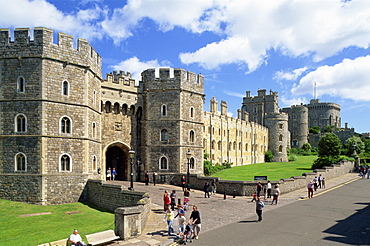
[0,27,102,77]
[141,68,204,95]
[102,70,142,92]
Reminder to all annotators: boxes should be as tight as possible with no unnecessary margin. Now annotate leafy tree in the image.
[301,143,312,152]
[309,126,320,134]
[317,133,342,158]
[324,125,334,133]
[364,139,370,153]
[265,150,274,162]
[344,136,364,156]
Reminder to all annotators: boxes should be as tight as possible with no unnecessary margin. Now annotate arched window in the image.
[62,80,69,96]
[15,153,26,171]
[161,105,167,116]
[60,154,71,172]
[190,157,195,169]
[211,140,216,150]
[161,129,168,141]
[218,141,222,150]
[229,142,232,151]
[190,107,194,118]
[245,143,248,151]
[92,155,97,171]
[160,156,168,170]
[233,142,236,150]
[15,114,26,132]
[105,101,112,113]
[92,122,96,138]
[17,76,25,93]
[61,116,71,133]
[113,103,120,114]
[189,130,195,143]
[239,142,242,151]
[130,105,135,115]
[279,145,283,152]
[279,134,283,141]
[122,104,128,115]
[93,90,97,106]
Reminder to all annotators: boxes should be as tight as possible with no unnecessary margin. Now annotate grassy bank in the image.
[210,155,317,181]
[0,199,114,246]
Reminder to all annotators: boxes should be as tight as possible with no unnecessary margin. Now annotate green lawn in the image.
[211,155,317,181]
[0,199,114,246]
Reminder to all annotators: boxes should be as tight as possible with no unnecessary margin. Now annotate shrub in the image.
[311,156,338,169]
[288,154,297,162]
[309,126,321,134]
[204,160,231,176]
[265,150,274,162]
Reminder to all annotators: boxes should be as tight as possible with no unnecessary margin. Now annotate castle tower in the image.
[280,105,308,148]
[141,68,204,177]
[0,28,102,205]
[264,113,289,162]
[306,99,341,130]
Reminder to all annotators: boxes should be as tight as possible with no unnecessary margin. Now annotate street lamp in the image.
[129,148,135,190]
[186,149,192,190]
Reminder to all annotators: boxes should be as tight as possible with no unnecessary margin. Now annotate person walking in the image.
[181,175,187,191]
[322,177,326,188]
[163,207,175,236]
[145,171,150,185]
[170,190,177,210]
[307,181,314,198]
[263,184,267,200]
[153,171,157,185]
[256,181,262,198]
[211,179,217,195]
[106,167,111,181]
[318,174,323,188]
[163,190,171,211]
[255,197,265,222]
[271,185,280,205]
[267,181,272,198]
[189,205,201,240]
[112,168,117,180]
[313,176,318,191]
[204,182,210,198]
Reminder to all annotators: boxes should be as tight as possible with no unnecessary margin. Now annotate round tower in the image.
[264,113,289,162]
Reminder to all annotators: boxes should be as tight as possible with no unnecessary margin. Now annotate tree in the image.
[265,150,274,162]
[324,125,334,133]
[344,136,364,156]
[301,143,312,152]
[365,139,370,154]
[317,133,342,158]
[309,126,320,134]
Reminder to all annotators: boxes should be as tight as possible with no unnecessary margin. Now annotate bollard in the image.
[233,190,236,198]
[178,198,181,206]
[224,191,226,200]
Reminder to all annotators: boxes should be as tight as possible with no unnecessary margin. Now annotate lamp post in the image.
[186,149,192,190]
[129,149,135,190]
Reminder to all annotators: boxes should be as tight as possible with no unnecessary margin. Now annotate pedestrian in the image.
[177,213,186,235]
[153,171,157,185]
[263,184,267,200]
[322,177,326,188]
[189,205,201,240]
[318,174,323,188]
[112,168,117,180]
[267,180,272,198]
[170,190,177,210]
[106,167,111,181]
[313,176,318,191]
[181,175,187,191]
[204,182,210,198]
[256,181,262,198]
[175,204,186,218]
[211,179,217,195]
[145,171,149,185]
[69,229,87,246]
[163,207,174,236]
[271,185,280,205]
[255,197,265,222]
[250,192,257,202]
[307,181,314,198]
[163,190,170,211]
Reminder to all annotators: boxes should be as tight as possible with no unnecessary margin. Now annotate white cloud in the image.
[291,56,370,102]
[280,96,308,108]
[224,90,245,98]
[274,67,308,81]
[109,56,171,82]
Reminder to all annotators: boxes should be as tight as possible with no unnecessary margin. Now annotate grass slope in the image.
[211,155,317,181]
[0,200,114,246]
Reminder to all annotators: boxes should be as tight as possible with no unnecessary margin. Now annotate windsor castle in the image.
[0,28,353,205]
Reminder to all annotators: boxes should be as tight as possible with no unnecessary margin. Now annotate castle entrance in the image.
[105,145,128,181]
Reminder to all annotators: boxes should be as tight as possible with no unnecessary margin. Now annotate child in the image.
[251,192,257,202]
[177,213,186,235]
[163,208,174,236]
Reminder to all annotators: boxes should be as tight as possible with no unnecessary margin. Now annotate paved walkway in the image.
[104,173,361,246]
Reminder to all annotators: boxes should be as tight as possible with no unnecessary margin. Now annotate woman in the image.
[271,185,280,205]
[163,207,174,236]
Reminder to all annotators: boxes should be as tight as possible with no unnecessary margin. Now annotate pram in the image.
[176,224,193,245]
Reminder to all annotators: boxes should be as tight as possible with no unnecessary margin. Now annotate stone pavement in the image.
[104,172,361,246]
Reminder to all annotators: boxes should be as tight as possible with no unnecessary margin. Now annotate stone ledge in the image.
[86,230,119,246]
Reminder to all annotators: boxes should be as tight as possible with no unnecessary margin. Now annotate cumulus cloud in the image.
[274,67,308,81]
[280,96,308,108]
[291,56,370,102]
[110,57,171,82]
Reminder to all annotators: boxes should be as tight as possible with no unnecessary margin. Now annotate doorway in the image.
[106,146,127,180]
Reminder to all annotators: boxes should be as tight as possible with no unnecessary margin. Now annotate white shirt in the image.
[69,233,82,243]
[267,183,272,189]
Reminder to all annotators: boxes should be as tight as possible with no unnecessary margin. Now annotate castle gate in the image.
[105,143,130,181]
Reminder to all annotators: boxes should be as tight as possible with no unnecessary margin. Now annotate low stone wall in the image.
[168,160,356,196]
[85,180,151,240]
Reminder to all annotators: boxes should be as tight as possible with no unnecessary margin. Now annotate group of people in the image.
[163,189,201,240]
[358,165,370,178]
[307,174,325,198]
[145,171,158,185]
[106,167,117,181]
[203,179,217,198]
[251,181,281,222]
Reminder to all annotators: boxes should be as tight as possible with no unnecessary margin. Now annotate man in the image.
[153,171,157,186]
[256,181,262,198]
[256,197,264,222]
[69,229,86,246]
[307,181,314,198]
[189,205,201,239]
[318,174,323,188]
[145,171,149,185]
[267,180,272,198]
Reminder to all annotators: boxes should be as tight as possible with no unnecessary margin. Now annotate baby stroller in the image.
[183,197,189,211]
[176,224,193,245]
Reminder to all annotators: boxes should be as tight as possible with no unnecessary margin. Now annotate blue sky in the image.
[1,0,370,133]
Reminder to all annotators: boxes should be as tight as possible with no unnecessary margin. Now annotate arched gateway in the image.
[105,142,130,181]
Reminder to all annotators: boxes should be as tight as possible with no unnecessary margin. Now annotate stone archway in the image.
[105,143,129,181]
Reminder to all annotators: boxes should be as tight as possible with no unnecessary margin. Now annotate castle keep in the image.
[0,28,344,205]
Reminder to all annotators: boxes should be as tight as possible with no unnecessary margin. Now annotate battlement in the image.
[141,68,204,83]
[102,71,139,90]
[0,27,102,76]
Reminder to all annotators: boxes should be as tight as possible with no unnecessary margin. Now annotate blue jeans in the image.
[167,220,174,236]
